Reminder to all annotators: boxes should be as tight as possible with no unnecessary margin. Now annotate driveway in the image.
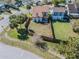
[0,43,42,59]
[0,15,9,33]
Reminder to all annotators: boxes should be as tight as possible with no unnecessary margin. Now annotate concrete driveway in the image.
[0,43,42,59]
[0,15,9,33]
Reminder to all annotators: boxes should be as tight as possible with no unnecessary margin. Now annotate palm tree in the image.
[49,14,56,40]
[25,13,32,32]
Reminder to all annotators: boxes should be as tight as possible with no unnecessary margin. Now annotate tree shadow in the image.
[41,35,68,45]
[52,19,70,23]
[28,29,35,36]
[17,28,29,41]
[52,39,68,45]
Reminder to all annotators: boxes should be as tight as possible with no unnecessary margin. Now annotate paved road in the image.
[0,15,9,33]
[0,43,42,59]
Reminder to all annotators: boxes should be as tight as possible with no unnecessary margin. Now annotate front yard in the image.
[48,21,79,47]
[7,22,59,59]
[29,21,53,37]
[5,20,79,59]
[53,22,79,40]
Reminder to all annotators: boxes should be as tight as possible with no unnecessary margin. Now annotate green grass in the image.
[19,5,27,10]
[2,27,60,59]
[8,29,19,39]
[53,22,78,40]
[47,22,79,51]
[0,38,60,59]
[8,24,26,39]
[7,21,79,59]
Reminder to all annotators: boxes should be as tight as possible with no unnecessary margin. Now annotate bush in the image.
[35,40,48,51]
[26,5,31,9]
[72,20,79,33]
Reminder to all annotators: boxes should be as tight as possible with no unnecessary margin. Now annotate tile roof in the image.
[32,5,51,17]
[52,7,66,12]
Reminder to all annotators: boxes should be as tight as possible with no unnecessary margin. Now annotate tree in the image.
[9,15,18,29]
[25,13,32,32]
[16,14,27,28]
[53,0,65,6]
[58,37,79,59]
[9,14,27,29]
[26,5,31,10]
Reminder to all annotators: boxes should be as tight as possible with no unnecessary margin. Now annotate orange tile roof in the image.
[32,5,51,17]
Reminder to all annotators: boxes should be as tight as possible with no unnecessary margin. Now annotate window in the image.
[42,12,48,16]
[54,12,58,16]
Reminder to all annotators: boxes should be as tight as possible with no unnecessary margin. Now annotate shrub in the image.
[35,40,48,51]
[72,20,79,33]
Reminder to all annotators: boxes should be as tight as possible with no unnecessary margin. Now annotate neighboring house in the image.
[21,0,33,5]
[32,5,51,23]
[33,0,42,3]
[0,4,10,12]
[42,0,52,4]
[67,3,79,18]
[33,0,52,5]
[65,0,75,4]
[15,1,23,7]
[51,7,68,21]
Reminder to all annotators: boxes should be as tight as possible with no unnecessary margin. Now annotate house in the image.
[32,5,51,23]
[65,0,75,4]
[33,0,52,5]
[51,7,68,21]
[15,1,23,7]
[33,0,42,3]
[67,3,79,18]
[0,4,10,12]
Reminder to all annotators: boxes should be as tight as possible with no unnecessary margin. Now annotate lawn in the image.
[19,5,26,10]
[7,21,79,59]
[8,29,18,38]
[6,22,60,59]
[47,21,79,52]
[53,22,79,41]
[29,21,52,37]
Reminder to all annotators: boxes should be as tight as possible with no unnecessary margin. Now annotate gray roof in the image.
[68,3,79,13]
[53,7,66,12]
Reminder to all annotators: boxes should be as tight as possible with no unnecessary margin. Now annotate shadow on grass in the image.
[41,35,68,45]
[52,39,68,45]
[17,28,29,41]
[52,20,70,23]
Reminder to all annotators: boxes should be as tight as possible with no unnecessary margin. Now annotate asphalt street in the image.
[0,43,42,59]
